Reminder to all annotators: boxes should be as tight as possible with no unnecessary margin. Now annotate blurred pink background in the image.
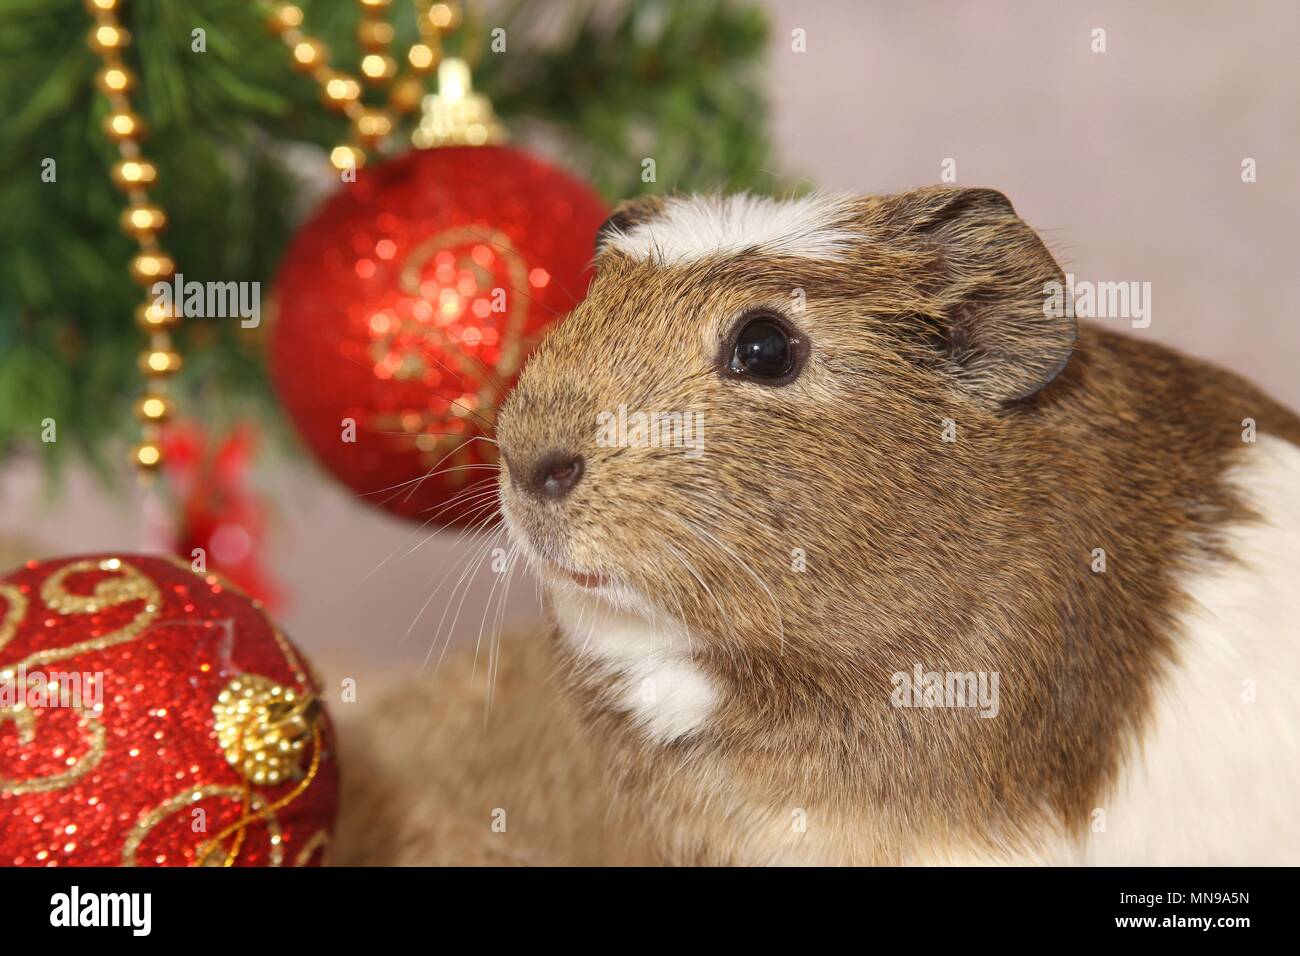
[3,1,1297,708]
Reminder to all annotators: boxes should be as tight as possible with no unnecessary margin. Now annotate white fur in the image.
[904,436,1300,865]
[551,586,718,744]
[1078,434,1300,864]
[601,193,860,265]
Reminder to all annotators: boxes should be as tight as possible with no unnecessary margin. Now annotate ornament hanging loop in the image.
[413,56,506,148]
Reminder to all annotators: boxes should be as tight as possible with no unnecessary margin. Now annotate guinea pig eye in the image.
[724,312,804,385]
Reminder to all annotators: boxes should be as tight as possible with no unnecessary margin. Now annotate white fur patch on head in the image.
[551,586,718,744]
[601,193,860,266]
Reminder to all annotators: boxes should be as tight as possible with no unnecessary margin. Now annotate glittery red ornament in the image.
[0,554,338,867]
[271,145,607,525]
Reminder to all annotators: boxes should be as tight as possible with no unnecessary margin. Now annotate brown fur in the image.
[334,629,650,865]
[339,187,1300,865]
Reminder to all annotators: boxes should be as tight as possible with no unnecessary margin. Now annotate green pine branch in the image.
[0,0,781,474]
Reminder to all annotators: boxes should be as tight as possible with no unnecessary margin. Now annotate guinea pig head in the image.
[495,187,1075,677]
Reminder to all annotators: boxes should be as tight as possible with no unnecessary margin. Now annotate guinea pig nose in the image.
[531,450,584,500]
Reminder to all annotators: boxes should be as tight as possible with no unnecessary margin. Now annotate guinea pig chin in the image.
[497,484,623,599]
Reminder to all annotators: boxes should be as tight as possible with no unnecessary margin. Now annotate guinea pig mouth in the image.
[557,566,607,590]
[497,495,611,590]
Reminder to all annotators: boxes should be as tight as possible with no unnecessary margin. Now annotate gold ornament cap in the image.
[213,674,321,786]
[412,57,506,148]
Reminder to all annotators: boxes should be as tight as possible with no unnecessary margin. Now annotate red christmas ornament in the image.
[0,554,338,866]
[271,145,607,525]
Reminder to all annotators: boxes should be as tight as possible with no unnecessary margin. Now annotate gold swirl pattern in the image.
[370,226,537,485]
[2,558,157,798]
[193,725,324,867]
[271,626,310,688]
[0,581,28,658]
[395,225,534,394]
[23,558,160,670]
[0,710,106,796]
[122,785,285,868]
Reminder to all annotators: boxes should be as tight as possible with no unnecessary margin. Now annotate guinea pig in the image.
[337,186,1300,866]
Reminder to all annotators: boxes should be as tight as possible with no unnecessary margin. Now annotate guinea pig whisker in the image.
[397,497,505,652]
[474,538,516,678]
[414,487,504,534]
[462,539,515,684]
[416,490,504,560]
[393,464,496,511]
[412,342,512,418]
[661,538,741,652]
[678,515,787,654]
[357,435,500,501]
[412,341,513,407]
[488,557,517,695]
[396,492,502,565]
[368,430,499,445]
[404,463,504,489]
[378,464,502,509]
[480,542,523,723]
[654,570,696,659]
[334,346,503,442]
[401,480,499,543]
[362,478,499,582]
[401,488,503,558]
[397,445,498,507]
[574,590,600,659]
[424,558,503,679]
[417,515,509,672]
[652,559,753,683]
[460,225,584,313]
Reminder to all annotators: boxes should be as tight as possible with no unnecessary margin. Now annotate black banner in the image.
[0,865,1280,942]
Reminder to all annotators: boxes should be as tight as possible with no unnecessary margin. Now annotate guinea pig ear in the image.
[879,186,1076,404]
[594,195,666,258]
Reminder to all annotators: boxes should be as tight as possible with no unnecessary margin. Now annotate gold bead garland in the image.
[358,0,398,85]
[261,0,459,171]
[85,0,178,473]
[91,0,473,475]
